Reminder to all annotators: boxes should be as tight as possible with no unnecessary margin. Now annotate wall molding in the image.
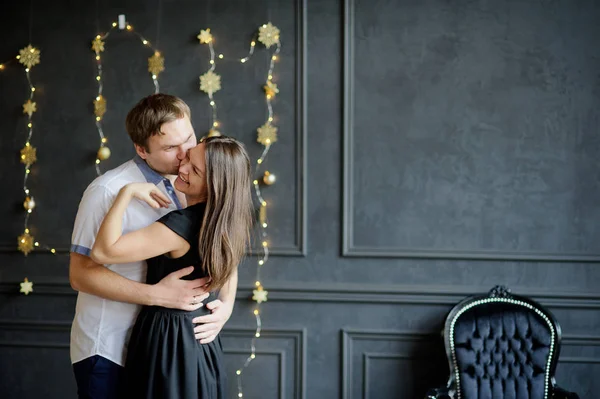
[341,0,600,263]
[341,329,436,399]
[216,327,306,399]
[342,329,600,399]
[247,0,307,257]
[3,281,599,310]
[224,349,286,399]
[0,321,307,399]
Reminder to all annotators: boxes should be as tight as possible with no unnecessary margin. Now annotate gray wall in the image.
[1,0,599,398]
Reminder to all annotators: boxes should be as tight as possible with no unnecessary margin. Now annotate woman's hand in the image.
[122,183,172,209]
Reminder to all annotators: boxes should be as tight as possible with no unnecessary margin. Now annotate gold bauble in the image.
[23,197,36,211]
[97,146,111,161]
[263,171,276,185]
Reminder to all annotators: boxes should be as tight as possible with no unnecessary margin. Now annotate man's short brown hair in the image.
[126,94,191,151]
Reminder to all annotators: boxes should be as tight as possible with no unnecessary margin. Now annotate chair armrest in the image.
[552,385,579,399]
[424,386,454,399]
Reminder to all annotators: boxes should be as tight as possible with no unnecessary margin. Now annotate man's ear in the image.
[134,144,148,160]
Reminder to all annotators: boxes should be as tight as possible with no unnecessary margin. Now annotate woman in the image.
[90,135,253,399]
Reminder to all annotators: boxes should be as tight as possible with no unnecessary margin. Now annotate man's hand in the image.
[152,266,210,311]
[192,299,233,344]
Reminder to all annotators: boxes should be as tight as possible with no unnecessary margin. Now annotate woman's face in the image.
[175,143,207,201]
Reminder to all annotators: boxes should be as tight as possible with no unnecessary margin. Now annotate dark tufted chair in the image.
[425,286,579,399]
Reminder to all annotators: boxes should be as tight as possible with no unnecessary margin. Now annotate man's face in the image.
[135,116,197,175]
[175,143,207,202]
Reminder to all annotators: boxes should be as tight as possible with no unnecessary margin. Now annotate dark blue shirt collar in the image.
[133,155,164,185]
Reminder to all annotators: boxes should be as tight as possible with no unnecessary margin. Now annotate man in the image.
[69,94,236,398]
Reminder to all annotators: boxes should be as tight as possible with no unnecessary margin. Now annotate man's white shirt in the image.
[70,156,182,366]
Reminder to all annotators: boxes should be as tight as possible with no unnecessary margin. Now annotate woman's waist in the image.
[141,292,217,317]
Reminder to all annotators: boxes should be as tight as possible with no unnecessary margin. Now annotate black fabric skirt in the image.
[123,297,226,399]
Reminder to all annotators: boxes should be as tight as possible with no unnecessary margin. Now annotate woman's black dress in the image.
[124,202,226,399]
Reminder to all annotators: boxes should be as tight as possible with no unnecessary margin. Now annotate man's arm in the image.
[192,266,238,343]
[70,184,208,310]
[69,253,209,310]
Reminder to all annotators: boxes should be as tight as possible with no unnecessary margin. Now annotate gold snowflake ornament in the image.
[207,129,221,138]
[200,70,221,95]
[18,45,40,69]
[94,95,107,119]
[197,29,213,44]
[23,100,37,117]
[148,52,165,76]
[20,144,37,166]
[91,36,105,53]
[18,233,34,256]
[264,80,279,98]
[258,22,280,48]
[252,287,268,304]
[257,123,278,146]
[20,277,34,295]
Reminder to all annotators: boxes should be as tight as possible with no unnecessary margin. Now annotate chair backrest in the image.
[443,286,562,399]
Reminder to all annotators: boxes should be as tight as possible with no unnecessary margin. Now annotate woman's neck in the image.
[185,195,206,206]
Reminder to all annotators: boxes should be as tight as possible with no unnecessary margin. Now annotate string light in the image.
[0,45,56,257]
[91,16,164,175]
[16,45,38,256]
[235,21,281,399]
[197,28,222,138]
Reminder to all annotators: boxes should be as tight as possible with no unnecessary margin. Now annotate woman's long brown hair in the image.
[198,136,253,290]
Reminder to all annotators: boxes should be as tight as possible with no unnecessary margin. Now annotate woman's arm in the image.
[191,267,238,343]
[91,183,189,264]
